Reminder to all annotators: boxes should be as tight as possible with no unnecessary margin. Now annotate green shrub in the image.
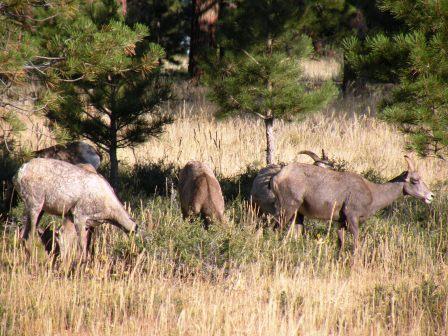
[219,164,259,201]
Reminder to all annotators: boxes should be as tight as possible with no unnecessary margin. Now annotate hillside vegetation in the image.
[1,78,448,335]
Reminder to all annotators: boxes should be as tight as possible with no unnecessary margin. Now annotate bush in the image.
[219,164,259,201]
[0,142,28,222]
[361,168,386,183]
[117,160,179,201]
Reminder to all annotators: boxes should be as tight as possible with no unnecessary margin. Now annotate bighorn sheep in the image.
[34,142,101,259]
[271,156,434,253]
[34,141,102,169]
[250,150,334,216]
[34,142,101,257]
[178,161,225,228]
[37,163,98,260]
[1,141,102,219]
[14,158,137,261]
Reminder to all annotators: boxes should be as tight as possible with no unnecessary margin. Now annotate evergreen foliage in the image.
[206,0,338,164]
[126,0,189,60]
[0,0,60,143]
[349,0,401,34]
[299,1,359,51]
[1,0,172,187]
[344,0,448,158]
[41,0,173,188]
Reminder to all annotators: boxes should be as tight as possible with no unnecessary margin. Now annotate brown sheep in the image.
[250,150,334,217]
[34,141,102,169]
[272,156,433,254]
[178,161,225,229]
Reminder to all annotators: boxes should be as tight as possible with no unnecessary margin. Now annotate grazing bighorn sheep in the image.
[250,150,334,216]
[250,164,283,216]
[178,161,225,228]
[271,156,433,253]
[34,142,101,257]
[14,158,137,261]
[1,141,102,219]
[34,141,102,169]
[37,163,98,259]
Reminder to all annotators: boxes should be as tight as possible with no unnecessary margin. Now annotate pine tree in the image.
[206,0,338,165]
[299,0,359,53]
[189,0,219,79]
[126,0,189,60]
[344,0,448,158]
[0,0,62,144]
[40,0,172,188]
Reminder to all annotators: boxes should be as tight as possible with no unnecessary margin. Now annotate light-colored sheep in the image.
[14,158,137,261]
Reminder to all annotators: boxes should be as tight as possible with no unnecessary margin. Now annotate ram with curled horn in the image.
[250,149,334,217]
[271,155,434,254]
[297,149,333,169]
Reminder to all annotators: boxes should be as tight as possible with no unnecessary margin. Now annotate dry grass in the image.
[300,57,342,81]
[3,60,448,335]
[121,106,447,186]
[161,55,342,81]
[2,193,448,335]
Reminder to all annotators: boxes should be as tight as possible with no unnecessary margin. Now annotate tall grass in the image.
[121,106,447,185]
[1,193,448,335]
[2,66,448,334]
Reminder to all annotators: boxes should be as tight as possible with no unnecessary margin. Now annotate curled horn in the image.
[404,155,415,172]
[298,150,321,163]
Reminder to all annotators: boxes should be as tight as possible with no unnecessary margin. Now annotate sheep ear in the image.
[404,155,415,172]
[321,149,328,160]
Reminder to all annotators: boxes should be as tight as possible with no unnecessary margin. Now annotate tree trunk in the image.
[120,0,127,16]
[265,35,274,165]
[265,117,275,165]
[109,144,119,191]
[109,110,119,190]
[189,0,219,80]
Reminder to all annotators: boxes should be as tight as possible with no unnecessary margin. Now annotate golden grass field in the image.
[2,61,448,335]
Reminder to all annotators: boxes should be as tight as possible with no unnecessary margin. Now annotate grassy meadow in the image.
[1,63,448,335]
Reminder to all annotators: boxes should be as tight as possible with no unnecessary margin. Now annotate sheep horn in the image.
[404,155,415,172]
[298,150,321,163]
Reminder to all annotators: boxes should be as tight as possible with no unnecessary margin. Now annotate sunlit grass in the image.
[1,193,448,335]
[3,58,448,335]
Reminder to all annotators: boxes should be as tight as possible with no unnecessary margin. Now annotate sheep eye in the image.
[410,178,418,184]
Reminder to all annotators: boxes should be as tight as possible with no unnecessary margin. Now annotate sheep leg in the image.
[293,213,305,238]
[277,206,297,232]
[72,216,89,263]
[337,223,346,258]
[79,225,90,263]
[86,227,95,259]
[346,216,359,253]
[20,207,42,240]
[200,212,211,230]
[20,205,43,256]
[37,225,60,256]
[59,217,78,262]
[181,206,189,220]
